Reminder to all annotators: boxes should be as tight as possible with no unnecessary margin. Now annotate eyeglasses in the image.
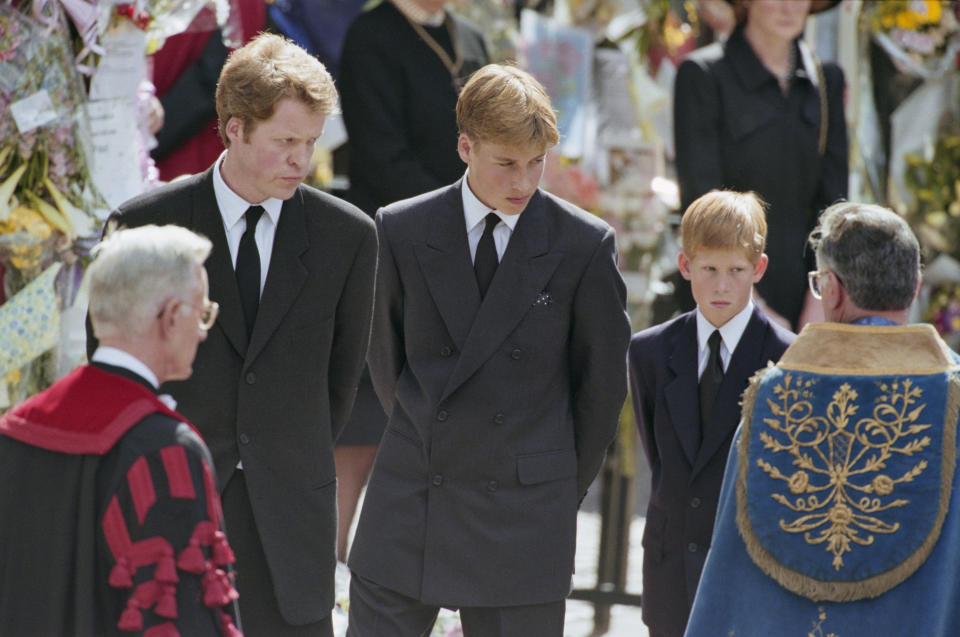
[157,299,220,331]
[808,269,843,300]
[191,300,220,331]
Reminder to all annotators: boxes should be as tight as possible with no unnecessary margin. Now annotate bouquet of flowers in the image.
[903,124,960,343]
[0,5,103,405]
[869,0,960,78]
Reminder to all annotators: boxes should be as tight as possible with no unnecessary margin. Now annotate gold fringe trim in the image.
[736,369,960,602]
[780,323,958,376]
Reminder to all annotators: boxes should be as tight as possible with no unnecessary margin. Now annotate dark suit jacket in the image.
[347,181,631,607]
[673,26,847,327]
[628,307,794,637]
[92,167,377,624]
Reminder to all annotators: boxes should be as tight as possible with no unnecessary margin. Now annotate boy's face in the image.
[678,247,768,328]
[457,134,546,216]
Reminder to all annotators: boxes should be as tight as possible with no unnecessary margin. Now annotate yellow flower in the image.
[896,11,918,30]
[921,0,943,24]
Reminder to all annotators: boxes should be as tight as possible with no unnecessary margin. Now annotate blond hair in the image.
[216,33,338,146]
[456,64,559,148]
[681,190,767,263]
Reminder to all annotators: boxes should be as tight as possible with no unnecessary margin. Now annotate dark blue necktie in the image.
[236,205,263,338]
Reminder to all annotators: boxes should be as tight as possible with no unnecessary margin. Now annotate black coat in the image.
[338,2,489,215]
[100,168,377,626]
[628,307,795,637]
[673,26,848,327]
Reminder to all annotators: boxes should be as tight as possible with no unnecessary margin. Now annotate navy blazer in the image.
[348,181,631,607]
[628,306,794,637]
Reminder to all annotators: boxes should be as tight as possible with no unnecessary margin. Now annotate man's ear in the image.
[457,133,473,165]
[677,252,692,281]
[156,298,180,339]
[752,253,769,283]
[224,117,244,146]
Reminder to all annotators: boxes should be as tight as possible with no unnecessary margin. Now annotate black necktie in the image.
[699,330,724,431]
[474,213,499,298]
[236,205,264,338]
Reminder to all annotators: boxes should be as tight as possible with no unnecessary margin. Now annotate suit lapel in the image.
[692,307,769,476]
[663,312,701,466]
[441,192,561,402]
[245,191,309,368]
[414,182,482,350]
[190,172,249,359]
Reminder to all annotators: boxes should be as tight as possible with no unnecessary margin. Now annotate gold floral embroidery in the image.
[757,373,931,570]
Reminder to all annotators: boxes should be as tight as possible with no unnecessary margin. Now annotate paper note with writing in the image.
[10,90,59,133]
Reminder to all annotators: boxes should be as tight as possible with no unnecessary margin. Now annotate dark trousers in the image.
[347,572,565,637]
[223,472,334,637]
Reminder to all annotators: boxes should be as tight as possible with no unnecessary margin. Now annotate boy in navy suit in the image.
[628,190,795,637]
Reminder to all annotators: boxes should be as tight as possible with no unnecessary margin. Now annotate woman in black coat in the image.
[674,0,846,330]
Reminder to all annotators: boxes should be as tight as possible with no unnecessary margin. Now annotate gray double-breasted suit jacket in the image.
[628,307,794,636]
[347,180,631,607]
[96,167,377,625]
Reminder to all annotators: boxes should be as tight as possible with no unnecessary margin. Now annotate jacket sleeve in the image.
[629,335,659,473]
[101,423,241,636]
[673,57,726,212]
[366,211,405,415]
[329,219,378,441]
[569,228,631,499]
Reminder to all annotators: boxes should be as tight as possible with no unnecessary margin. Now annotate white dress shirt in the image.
[695,300,755,380]
[462,171,519,264]
[91,346,160,389]
[213,151,283,297]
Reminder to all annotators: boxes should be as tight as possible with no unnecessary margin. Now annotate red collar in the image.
[0,366,189,454]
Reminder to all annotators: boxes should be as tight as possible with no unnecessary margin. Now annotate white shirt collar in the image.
[91,346,160,390]
[461,171,521,233]
[213,150,283,230]
[391,0,446,26]
[696,299,755,357]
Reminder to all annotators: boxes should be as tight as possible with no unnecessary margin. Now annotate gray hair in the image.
[88,225,212,340]
[809,202,920,312]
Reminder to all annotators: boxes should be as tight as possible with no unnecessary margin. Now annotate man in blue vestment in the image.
[686,201,960,637]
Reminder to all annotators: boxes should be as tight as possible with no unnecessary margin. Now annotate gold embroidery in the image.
[807,606,840,637]
[758,373,931,570]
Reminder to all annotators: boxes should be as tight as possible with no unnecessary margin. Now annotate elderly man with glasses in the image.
[686,201,960,637]
[0,225,242,636]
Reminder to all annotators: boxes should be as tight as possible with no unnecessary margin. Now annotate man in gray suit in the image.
[347,64,631,636]
[91,34,377,636]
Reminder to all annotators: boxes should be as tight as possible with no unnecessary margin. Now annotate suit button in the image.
[687,542,698,553]
[510,348,522,360]
[239,433,250,445]
[440,346,452,357]
[245,372,256,385]
[487,480,499,492]
[690,497,702,508]
[493,413,505,425]
[432,474,443,487]
[437,410,448,422]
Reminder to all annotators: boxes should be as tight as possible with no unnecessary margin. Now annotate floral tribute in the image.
[0,4,102,405]
[869,0,960,76]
